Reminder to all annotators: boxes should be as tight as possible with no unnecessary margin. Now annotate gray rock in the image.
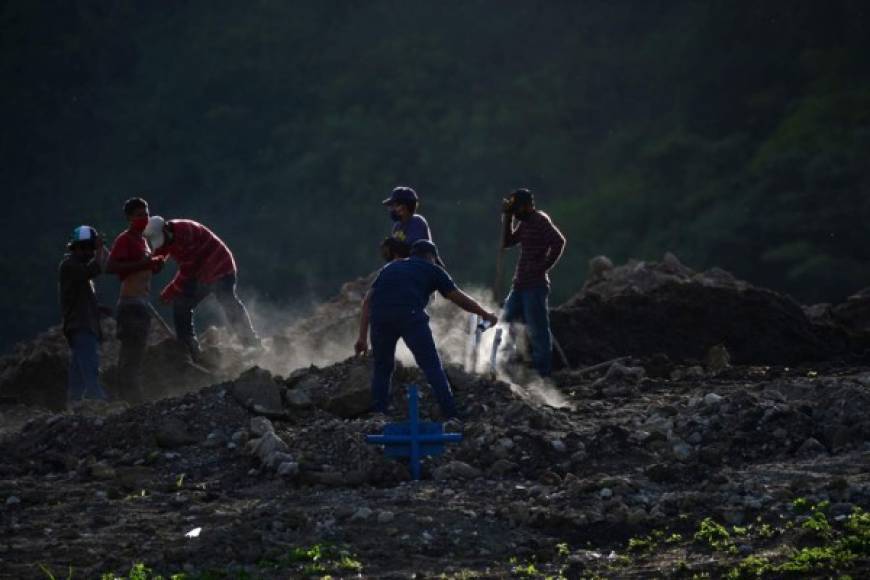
[231,367,284,413]
[247,432,290,466]
[351,507,373,521]
[267,451,295,470]
[488,459,518,477]
[249,417,274,438]
[704,345,731,374]
[433,461,482,481]
[550,439,567,453]
[5,496,20,506]
[277,461,300,477]
[377,510,395,524]
[204,431,226,449]
[154,417,197,449]
[599,487,613,499]
[672,440,692,461]
[703,393,723,406]
[797,437,827,457]
[323,364,372,418]
[284,389,313,409]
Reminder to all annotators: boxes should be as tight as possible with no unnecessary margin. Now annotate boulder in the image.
[322,363,371,418]
[249,417,274,438]
[231,367,284,413]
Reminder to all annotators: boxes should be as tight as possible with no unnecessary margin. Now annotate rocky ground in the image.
[3,255,870,578]
[2,354,870,579]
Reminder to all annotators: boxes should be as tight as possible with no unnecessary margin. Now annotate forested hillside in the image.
[1,0,869,351]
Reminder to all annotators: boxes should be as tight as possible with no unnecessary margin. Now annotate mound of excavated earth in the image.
[551,253,870,367]
[2,355,870,578]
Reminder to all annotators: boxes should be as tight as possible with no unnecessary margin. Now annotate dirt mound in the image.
[0,319,259,411]
[551,254,866,366]
[0,322,125,410]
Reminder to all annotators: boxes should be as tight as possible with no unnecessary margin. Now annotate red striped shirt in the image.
[155,220,236,301]
[505,210,566,290]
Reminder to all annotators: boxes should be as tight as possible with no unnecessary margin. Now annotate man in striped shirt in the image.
[501,189,566,377]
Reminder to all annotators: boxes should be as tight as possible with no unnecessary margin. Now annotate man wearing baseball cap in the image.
[355,239,497,418]
[501,188,566,378]
[382,186,432,255]
[106,197,164,404]
[58,225,110,405]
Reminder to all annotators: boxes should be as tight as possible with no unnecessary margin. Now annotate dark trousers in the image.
[370,308,458,418]
[502,286,553,377]
[173,272,259,355]
[116,302,150,404]
[67,330,107,402]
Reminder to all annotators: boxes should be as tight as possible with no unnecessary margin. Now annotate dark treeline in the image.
[1,1,869,352]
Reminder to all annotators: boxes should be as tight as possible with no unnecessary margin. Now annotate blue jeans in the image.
[370,308,458,418]
[174,272,259,355]
[502,286,552,377]
[67,330,107,402]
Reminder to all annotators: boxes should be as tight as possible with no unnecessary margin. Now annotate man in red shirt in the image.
[144,216,259,360]
[106,198,163,403]
[501,189,566,378]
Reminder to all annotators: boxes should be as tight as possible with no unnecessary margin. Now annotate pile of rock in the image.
[551,253,865,366]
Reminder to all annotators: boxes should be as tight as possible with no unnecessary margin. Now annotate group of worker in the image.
[355,186,565,419]
[58,197,259,407]
[59,187,566,418]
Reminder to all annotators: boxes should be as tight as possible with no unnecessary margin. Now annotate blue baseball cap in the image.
[382,186,419,205]
[410,239,444,267]
[68,225,99,249]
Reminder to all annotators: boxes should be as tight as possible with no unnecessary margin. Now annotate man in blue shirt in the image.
[355,240,497,418]
[383,186,431,255]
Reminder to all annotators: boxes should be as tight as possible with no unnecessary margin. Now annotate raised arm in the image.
[501,212,520,249]
[541,218,566,271]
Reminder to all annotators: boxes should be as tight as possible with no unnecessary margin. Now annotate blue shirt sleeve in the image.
[404,215,431,245]
[432,265,457,297]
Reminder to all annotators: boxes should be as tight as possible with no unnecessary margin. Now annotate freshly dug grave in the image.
[551,254,870,367]
[2,355,870,578]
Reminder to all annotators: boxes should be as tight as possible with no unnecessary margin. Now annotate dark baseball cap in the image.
[382,186,419,205]
[410,239,445,267]
[509,188,534,206]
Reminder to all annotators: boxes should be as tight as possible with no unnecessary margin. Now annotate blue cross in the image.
[365,385,463,480]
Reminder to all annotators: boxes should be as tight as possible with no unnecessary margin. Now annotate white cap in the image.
[143,216,166,250]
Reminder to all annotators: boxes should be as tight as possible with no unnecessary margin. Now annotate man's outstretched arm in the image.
[445,289,498,325]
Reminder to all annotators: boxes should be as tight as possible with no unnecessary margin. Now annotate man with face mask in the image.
[383,186,431,255]
[501,188,566,378]
[144,216,260,361]
[59,225,110,405]
[106,197,164,404]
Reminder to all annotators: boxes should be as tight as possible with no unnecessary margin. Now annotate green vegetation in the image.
[72,544,364,580]
[694,517,738,554]
[1,1,869,351]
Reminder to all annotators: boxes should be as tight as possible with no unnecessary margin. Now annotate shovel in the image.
[145,302,213,375]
